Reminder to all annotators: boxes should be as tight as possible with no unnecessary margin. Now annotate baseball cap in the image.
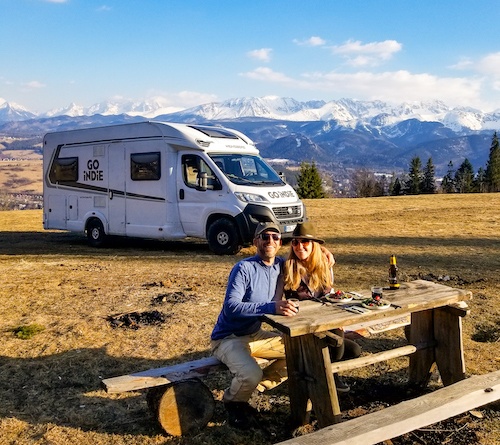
[254,222,281,238]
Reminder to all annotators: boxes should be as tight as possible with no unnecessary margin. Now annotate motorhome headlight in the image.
[234,192,269,203]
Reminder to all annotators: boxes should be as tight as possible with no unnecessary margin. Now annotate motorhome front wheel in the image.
[207,218,242,255]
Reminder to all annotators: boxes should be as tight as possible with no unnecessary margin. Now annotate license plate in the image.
[283,224,296,233]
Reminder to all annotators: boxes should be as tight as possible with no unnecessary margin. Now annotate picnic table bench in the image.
[101,279,472,437]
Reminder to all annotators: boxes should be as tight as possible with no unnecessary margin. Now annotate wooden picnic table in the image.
[262,279,472,429]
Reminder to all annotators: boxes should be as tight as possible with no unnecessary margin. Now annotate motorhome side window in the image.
[131,152,161,181]
[182,154,221,190]
[49,157,78,183]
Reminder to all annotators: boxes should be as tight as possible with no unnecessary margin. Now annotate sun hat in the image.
[292,222,324,244]
[254,222,281,238]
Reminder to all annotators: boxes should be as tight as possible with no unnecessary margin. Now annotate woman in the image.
[283,222,361,393]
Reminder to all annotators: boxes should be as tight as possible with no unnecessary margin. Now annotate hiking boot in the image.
[224,401,258,430]
[334,374,350,393]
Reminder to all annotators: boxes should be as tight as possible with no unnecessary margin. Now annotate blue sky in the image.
[2,0,500,113]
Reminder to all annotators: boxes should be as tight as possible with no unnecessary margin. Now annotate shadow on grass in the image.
[0,341,486,444]
[0,346,227,438]
[0,343,421,440]
[0,231,219,257]
[1,230,499,261]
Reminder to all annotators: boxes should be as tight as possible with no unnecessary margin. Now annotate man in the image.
[210,222,298,430]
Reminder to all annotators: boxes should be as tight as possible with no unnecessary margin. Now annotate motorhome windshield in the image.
[210,154,284,186]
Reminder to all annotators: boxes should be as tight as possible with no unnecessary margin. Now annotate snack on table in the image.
[361,297,391,310]
[324,290,353,302]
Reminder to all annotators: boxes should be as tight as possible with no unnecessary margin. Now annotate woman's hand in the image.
[275,299,299,316]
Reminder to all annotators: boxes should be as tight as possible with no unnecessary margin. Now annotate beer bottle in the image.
[389,255,400,289]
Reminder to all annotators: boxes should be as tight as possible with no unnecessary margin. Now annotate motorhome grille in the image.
[272,205,302,220]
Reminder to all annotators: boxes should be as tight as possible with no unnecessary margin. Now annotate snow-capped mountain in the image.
[160,96,500,133]
[2,95,500,132]
[1,96,499,176]
[0,98,36,122]
[41,98,181,119]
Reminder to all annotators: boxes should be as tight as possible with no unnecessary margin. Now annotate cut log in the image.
[146,378,215,436]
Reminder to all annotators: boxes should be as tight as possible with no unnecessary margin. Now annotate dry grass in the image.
[0,159,43,194]
[0,193,499,444]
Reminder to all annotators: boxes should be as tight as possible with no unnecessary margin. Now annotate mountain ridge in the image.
[2,95,500,132]
[0,96,498,176]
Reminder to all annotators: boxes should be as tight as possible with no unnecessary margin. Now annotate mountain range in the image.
[1,96,499,176]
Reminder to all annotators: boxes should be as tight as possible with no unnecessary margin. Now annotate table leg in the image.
[284,334,341,428]
[434,307,466,385]
[409,309,435,387]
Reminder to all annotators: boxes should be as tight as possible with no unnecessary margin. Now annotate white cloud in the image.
[449,57,473,70]
[247,48,273,62]
[242,67,484,107]
[240,67,295,84]
[476,52,500,77]
[293,36,326,47]
[97,5,112,12]
[145,90,218,109]
[24,81,46,89]
[331,39,402,66]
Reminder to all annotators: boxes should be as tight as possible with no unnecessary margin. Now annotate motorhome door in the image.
[106,142,127,235]
[177,154,223,237]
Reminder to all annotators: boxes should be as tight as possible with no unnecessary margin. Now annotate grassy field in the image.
[0,158,42,194]
[0,193,499,445]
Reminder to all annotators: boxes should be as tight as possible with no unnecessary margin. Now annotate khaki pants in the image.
[211,329,287,403]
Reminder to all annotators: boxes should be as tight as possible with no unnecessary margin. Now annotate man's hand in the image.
[275,299,299,316]
[321,246,335,268]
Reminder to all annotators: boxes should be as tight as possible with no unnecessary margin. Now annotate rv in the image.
[43,121,305,254]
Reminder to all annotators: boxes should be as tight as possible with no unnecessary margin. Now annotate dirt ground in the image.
[0,193,499,445]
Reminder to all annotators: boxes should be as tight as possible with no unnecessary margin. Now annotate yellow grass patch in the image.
[0,194,499,444]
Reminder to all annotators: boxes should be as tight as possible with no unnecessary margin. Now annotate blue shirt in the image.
[211,255,284,340]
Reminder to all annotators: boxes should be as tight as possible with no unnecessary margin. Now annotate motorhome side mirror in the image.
[197,171,208,191]
[278,171,286,182]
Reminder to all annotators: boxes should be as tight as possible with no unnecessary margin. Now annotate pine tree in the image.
[441,161,455,193]
[296,162,325,199]
[405,156,422,194]
[485,131,500,192]
[454,159,475,193]
[474,167,487,193]
[421,158,436,194]
[391,177,402,196]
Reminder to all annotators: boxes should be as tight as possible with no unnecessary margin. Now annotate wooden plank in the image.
[408,310,435,386]
[264,280,472,338]
[276,370,500,445]
[303,334,341,428]
[345,314,410,337]
[284,335,315,427]
[330,345,417,373]
[442,301,470,317]
[102,356,269,393]
[434,307,466,385]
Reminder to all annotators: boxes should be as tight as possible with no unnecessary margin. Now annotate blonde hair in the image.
[284,241,332,292]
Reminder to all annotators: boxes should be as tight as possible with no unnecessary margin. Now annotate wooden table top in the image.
[263,280,472,337]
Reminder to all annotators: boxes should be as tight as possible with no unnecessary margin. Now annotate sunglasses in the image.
[258,233,281,241]
[292,238,311,247]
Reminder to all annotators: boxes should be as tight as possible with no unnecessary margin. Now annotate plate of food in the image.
[361,298,392,310]
[324,290,353,302]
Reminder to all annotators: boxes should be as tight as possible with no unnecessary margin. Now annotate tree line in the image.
[296,131,500,198]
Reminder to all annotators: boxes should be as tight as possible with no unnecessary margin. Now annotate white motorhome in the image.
[43,121,305,254]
